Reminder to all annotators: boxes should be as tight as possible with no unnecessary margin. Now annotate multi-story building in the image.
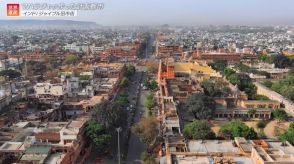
[34,82,66,103]
[162,137,294,164]
[193,49,241,62]
[0,117,91,164]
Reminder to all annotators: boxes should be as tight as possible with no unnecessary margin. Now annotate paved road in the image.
[126,89,148,163]
[126,34,155,163]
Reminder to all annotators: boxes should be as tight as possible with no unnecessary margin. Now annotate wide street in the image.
[126,35,155,163]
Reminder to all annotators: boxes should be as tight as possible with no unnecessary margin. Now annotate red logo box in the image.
[7,4,20,16]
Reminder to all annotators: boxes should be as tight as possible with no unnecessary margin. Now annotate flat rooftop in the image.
[188,140,239,153]
[267,141,294,156]
[0,142,25,152]
[173,156,254,164]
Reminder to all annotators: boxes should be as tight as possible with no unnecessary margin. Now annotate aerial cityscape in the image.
[0,0,294,164]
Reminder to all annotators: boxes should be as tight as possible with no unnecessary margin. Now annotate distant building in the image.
[193,50,241,62]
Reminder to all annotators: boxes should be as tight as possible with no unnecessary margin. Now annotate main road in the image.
[126,34,155,163]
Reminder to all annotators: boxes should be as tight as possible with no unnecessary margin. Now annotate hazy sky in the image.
[0,0,294,26]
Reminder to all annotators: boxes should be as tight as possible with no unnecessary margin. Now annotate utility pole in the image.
[116,127,122,164]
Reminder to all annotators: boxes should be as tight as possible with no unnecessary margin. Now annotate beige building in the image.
[34,83,65,98]
[239,100,280,109]
[161,137,294,164]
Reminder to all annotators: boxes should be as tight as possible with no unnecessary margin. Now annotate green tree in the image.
[132,117,158,144]
[125,64,136,77]
[209,60,227,71]
[227,74,240,86]
[280,122,294,145]
[272,109,287,122]
[183,120,215,140]
[268,55,291,68]
[255,94,269,100]
[224,68,236,77]
[257,120,267,129]
[202,79,230,97]
[185,93,216,119]
[145,94,156,110]
[281,86,294,101]
[219,120,258,139]
[271,82,283,93]
[92,101,127,129]
[85,120,111,147]
[115,92,129,107]
[259,55,269,62]
[143,80,150,88]
[263,80,273,88]
[140,151,156,164]
[120,77,129,87]
[149,80,158,90]
[228,73,256,99]
[65,54,78,64]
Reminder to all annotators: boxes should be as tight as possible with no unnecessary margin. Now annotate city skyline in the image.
[0,0,294,26]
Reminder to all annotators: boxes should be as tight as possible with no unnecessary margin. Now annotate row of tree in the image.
[143,80,158,90]
[263,75,294,101]
[86,65,136,149]
[183,120,258,140]
[144,94,156,116]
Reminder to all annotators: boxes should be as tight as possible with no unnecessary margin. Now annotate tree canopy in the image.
[224,68,236,77]
[132,117,158,144]
[125,64,136,77]
[183,120,215,140]
[280,122,294,145]
[272,109,287,122]
[185,93,216,119]
[267,55,291,68]
[270,76,294,101]
[143,80,158,90]
[85,120,111,148]
[92,101,127,129]
[263,80,273,88]
[227,73,257,99]
[219,120,258,139]
[144,94,156,110]
[202,79,230,97]
[209,60,227,72]
[140,151,156,164]
[120,77,130,87]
